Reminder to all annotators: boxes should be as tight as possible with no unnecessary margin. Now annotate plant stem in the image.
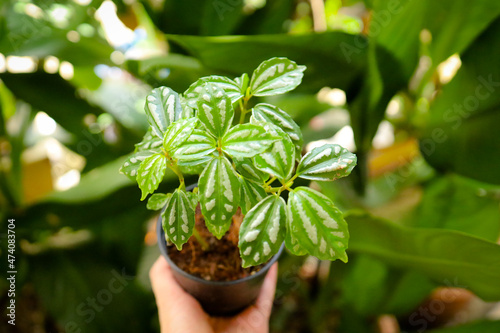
[192,228,210,251]
[239,99,248,124]
[265,176,277,186]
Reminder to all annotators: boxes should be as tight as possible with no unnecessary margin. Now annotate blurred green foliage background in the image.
[1,0,500,332]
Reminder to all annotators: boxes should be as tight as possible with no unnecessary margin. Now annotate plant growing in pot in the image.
[120,57,357,316]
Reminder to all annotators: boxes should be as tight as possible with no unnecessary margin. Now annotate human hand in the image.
[150,256,278,333]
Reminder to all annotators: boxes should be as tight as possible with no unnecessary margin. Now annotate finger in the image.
[254,263,278,315]
[149,256,194,309]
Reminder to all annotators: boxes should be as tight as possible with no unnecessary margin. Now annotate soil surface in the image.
[167,206,265,281]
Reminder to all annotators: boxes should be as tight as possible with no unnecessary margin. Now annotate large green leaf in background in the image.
[0,72,141,170]
[350,0,500,189]
[422,18,500,184]
[411,174,500,241]
[347,212,500,301]
[165,32,367,93]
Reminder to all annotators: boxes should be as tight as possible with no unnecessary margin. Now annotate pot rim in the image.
[156,214,285,286]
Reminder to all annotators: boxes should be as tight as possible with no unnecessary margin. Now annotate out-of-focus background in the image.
[1,0,500,332]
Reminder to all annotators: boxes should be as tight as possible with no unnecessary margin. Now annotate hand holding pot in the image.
[150,256,278,333]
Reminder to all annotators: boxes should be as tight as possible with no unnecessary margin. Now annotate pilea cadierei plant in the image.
[120,57,357,268]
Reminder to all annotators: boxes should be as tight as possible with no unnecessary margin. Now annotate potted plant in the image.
[120,57,357,315]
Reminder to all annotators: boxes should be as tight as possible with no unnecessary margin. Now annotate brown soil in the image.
[167,206,265,281]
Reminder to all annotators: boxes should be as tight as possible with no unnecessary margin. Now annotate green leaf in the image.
[252,123,295,182]
[184,75,244,108]
[239,195,286,267]
[166,33,366,93]
[421,18,500,184]
[234,157,270,182]
[234,72,250,93]
[239,177,267,215]
[186,191,199,210]
[252,103,303,153]
[178,156,213,175]
[284,220,308,256]
[347,212,500,301]
[134,128,163,153]
[221,124,278,158]
[287,187,349,262]
[144,87,185,138]
[137,153,167,200]
[196,83,234,138]
[162,189,195,250]
[296,144,357,181]
[147,193,171,211]
[249,57,306,97]
[163,117,198,151]
[198,156,241,238]
[173,129,217,161]
[412,175,500,242]
[119,151,156,178]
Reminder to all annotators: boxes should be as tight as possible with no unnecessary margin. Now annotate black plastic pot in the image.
[156,216,285,316]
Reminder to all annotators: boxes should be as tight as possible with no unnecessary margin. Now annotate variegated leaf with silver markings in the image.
[234,72,249,93]
[239,177,267,215]
[249,57,306,97]
[137,153,167,200]
[251,123,295,182]
[134,128,163,153]
[287,187,349,262]
[222,124,278,158]
[162,189,195,250]
[163,117,198,151]
[147,193,171,211]
[144,87,185,137]
[199,156,241,238]
[196,83,234,138]
[173,129,217,161]
[184,76,243,108]
[234,157,270,182]
[239,195,286,267]
[120,151,156,178]
[296,144,357,181]
[252,103,303,154]
[284,215,308,256]
[178,155,213,175]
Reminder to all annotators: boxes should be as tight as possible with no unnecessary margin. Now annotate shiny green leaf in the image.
[162,189,195,250]
[239,177,267,215]
[296,144,357,181]
[137,153,167,200]
[239,195,286,267]
[198,156,241,238]
[173,129,216,161]
[222,124,278,158]
[196,83,234,138]
[184,75,243,108]
[163,117,198,151]
[144,87,185,137]
[249,57,306,96]
[147,193,171,211]
[252,103,303,153]
[287,187,349,262]
[252,123,295,182]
